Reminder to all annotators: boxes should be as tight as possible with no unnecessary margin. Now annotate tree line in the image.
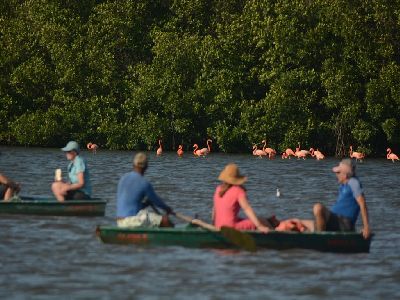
[1,0,399,156]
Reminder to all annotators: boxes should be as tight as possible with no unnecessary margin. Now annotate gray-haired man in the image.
[313,159,371,239]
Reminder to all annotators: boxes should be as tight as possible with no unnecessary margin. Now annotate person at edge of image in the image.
[51,141,92,202]
[313,158,371,239]
[212,163,272,233]
[0,172,20,201]
[116,152,174,228]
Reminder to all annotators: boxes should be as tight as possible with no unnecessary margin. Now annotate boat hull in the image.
[96,226,372,253]
[0,197,107,216]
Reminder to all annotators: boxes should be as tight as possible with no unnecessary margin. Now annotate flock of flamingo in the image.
[253,140,399,162]
[156,139,213,157]
[252,141,326,160]
[86,140,399,162]
[252,142,399,162]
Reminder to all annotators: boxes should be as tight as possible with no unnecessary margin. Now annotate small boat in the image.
[96,225,373,253]
[0,196,107,216]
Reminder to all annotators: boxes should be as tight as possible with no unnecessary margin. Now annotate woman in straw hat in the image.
[212,163,271,233]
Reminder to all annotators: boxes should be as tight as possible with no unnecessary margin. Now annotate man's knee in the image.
[313,203,325,217]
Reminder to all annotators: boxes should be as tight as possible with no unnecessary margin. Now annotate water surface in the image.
[0,147,399,299]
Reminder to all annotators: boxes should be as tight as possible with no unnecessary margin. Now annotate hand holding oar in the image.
[173,212,257,252]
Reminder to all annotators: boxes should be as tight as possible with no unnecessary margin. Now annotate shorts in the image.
[326,212,355,232]
[117,209,162,228]
[65,190,91,200]
[234,219,257,230]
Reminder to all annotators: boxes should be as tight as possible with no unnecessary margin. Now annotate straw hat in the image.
[218,163,247,185]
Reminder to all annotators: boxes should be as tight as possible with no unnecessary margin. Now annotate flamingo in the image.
[295,142,310,160]
[87,142,98,154]
[177,145,184,157]
[284,148,296,159]
[281,152,288,159]
[156,140,163,156]
[309,148,325,160]
[386,148,399,162]
[349,145,364,162]
[253,145,266,158]
[261,140,276,159]
[193,139,212,156]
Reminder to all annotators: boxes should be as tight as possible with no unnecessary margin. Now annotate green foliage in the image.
[1,0,400,156]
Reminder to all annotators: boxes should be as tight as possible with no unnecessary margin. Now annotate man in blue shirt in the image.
[313,159,371,239]
[116,152,173,228]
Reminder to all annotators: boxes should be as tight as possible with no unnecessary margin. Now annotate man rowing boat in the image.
[116,152,173,228]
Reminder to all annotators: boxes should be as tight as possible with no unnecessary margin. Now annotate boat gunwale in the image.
[0,198,107,205]
[96,225,373,238]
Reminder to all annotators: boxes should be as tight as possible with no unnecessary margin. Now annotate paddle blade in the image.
[220,226,257,252]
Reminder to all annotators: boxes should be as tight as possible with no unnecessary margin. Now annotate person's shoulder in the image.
[231,185,246,193]
[348,177,362,190]
[123,171,148,182]
[75,155,86,164]
[122,171,139,178]
[348,177,361,185]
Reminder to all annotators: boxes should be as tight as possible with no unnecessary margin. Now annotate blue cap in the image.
[61,141,80,153]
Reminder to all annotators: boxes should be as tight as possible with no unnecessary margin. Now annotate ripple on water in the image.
[0,147,399,299]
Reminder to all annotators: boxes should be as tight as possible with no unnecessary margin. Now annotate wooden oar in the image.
[173,212,218,231]
[173,212,257,252]
[220,226,257,252]
[147,203,257,252]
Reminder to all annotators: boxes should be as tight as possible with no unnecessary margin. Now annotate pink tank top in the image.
[213,185,246,229]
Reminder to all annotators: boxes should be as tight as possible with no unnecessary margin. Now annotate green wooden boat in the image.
[0,196,107,216]
[96,225,373,253]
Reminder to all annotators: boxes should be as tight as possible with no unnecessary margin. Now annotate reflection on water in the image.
[0,146,399,299]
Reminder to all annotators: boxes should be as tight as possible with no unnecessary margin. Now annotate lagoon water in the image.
[0,146,399,299]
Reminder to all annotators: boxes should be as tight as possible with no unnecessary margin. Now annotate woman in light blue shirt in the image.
[52,141,92,201]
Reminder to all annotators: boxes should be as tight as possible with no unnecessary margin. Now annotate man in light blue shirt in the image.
[52,141,92,201]
[313,159,371,239]
[116,152,173,228]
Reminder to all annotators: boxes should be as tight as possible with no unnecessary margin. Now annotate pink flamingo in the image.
[386,148,399,162]
[193,139,212,156]
[309,148,325,160]
[87,142,98,154]
[295,142,310,160]
[261,140,276,159]
[177,145,184,157]
[253,145,266,158]
[156,140,163,156]
[349,145,364,162]
[284,148,296,159]
[281,152,288,159]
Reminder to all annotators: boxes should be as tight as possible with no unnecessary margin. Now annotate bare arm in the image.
[0,173,10,185]
[0,173,19,189]
[238,195,269,233]
[356,194,371,239]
